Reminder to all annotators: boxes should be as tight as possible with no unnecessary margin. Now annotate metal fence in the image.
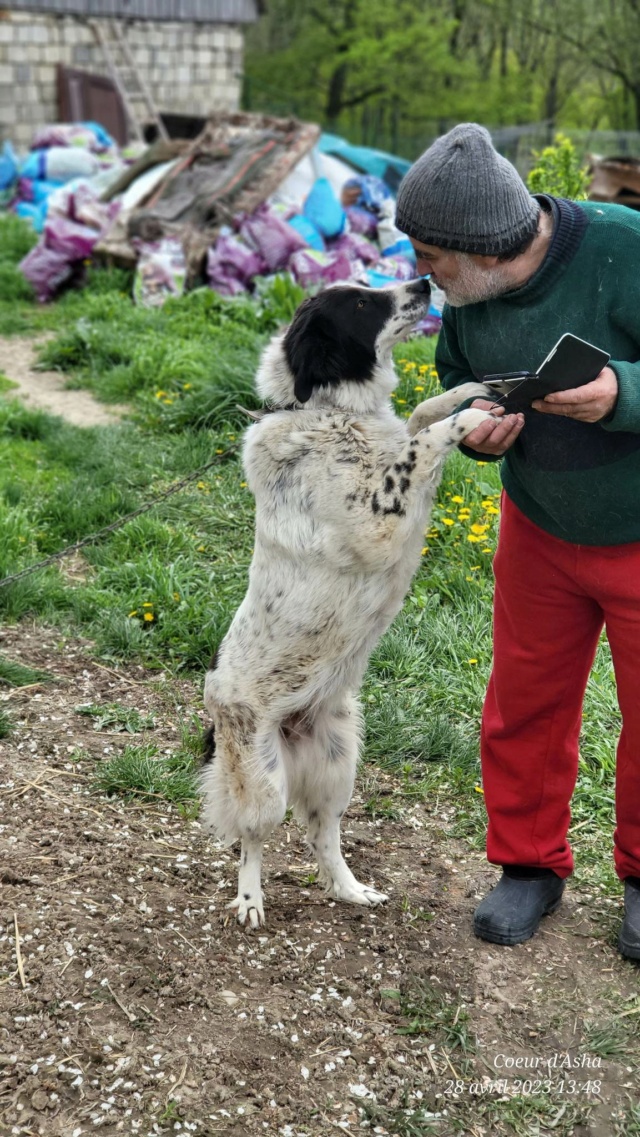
[8,0,259,22]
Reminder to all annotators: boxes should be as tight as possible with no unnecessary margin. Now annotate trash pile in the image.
[0,112,442,332]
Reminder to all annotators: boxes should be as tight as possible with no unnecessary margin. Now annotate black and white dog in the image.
[201,280,492,926]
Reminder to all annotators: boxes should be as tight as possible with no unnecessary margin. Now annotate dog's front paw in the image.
[227,891,265,928]
[452,408,496,440]
[330,879,388,907]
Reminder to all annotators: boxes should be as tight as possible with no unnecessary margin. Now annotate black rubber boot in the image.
[473,867,565,946]
[618,878,640,961]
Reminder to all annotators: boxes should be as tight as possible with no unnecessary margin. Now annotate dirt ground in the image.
[0,337,127,428]
[1,624,639,1137]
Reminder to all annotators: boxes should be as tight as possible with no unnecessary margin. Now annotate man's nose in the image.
[416,255,433,275]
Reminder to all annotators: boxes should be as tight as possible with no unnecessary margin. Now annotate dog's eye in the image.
[356,299,366,309]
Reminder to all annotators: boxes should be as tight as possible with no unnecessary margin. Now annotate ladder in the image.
[90,19,169,144]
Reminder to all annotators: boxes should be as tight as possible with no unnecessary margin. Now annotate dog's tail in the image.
[202,722,216,765]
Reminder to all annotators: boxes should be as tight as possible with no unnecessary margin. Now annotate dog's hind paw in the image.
[227,892,265,928]
[330,879,388,907]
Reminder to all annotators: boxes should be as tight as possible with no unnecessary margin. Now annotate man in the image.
[395,123,640,957]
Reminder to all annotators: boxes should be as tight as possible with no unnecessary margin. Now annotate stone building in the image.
[0,0,259,148]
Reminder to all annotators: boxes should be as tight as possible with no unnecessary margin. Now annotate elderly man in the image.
[395,123,640,956]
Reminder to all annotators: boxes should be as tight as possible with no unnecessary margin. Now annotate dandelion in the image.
[468,658,478,664]
[477,461,487,467]
[442,518,455,527]
[486,505,500,516]
[142,602,153,608]
[396,398,407,405]
[143,612,154,623]
[128,610,138,618]
[228,434,236,441]
[421,546,428,555]
[240,481,247,488]
[467,534,481,543]
[215,448,223,454]
[451,495,464,504]
[183,383,192,390]
[414,385,424,392]
[197,544,206,552]
[197,481,207,490]
[173,592,180,601]
[474,784,484,794]
[470,523,489,535]
[155,390,166,398]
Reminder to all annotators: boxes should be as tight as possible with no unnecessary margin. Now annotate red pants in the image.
[482,493,640,881]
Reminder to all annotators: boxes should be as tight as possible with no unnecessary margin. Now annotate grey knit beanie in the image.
[395,123,539,256]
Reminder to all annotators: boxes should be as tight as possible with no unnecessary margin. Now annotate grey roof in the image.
[8,0,258,21]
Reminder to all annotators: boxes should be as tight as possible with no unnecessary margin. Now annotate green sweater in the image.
[436,195,640,545]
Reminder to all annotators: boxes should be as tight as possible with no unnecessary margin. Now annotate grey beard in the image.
[442,254,512,307]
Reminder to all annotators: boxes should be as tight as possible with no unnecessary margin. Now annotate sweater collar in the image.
[498,194,589,305]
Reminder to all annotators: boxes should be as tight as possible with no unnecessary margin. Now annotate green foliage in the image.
[0,655,51,687]
[0,215,37,303]
[75,701,156,733]
[93,740,199,802]
[0,708,12,738]
[526,133,591,199]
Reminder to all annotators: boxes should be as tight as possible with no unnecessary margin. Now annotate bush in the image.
[526,134,590,200]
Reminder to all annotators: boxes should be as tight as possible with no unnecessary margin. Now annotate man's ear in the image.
[284,298,345,403]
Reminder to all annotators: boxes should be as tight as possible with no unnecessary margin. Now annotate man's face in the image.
[409,239,512,307]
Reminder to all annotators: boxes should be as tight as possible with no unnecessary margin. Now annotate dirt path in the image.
[0,337,128,428]
[0,625,639,1137]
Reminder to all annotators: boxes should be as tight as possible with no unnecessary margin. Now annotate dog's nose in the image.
[407,276,431,294]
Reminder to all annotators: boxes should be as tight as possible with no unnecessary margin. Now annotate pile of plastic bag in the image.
[3,117,443,333]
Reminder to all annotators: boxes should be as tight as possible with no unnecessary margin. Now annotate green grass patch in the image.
[93,738,199,804]
[75,701,156,733]
[0,654,51,687]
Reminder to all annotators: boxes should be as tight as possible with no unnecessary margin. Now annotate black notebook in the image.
[482,334,611,412]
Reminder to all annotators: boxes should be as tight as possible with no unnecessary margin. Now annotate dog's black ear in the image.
[284,298,345,403]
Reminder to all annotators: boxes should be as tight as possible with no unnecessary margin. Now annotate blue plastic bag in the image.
[303,177,345,239]
[0,141,18,191]
[286,213,325,251]
[15,201,47,233]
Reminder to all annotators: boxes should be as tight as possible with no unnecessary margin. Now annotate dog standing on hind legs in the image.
[200,278,494,927]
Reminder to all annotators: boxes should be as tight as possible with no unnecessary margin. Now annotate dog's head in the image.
[256,279,431,413]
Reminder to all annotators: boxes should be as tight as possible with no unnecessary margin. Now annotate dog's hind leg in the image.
[200,710,287,927]
[294,696,388,908]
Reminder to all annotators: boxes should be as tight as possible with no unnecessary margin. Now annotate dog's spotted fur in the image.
[200,280,493,927]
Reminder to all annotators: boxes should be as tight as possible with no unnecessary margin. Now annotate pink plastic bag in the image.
[43,217,100,259]
[288,248,358,289]
[19,244,73,303]
[238,204,306,272]
[370,255,415,282]
[328,231,379,265]
[345,206,379,239]
[207,235,265,296]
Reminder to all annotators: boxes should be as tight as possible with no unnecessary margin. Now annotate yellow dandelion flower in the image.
[173,592,180,601]
[155,390,166,398]
[470,523,489,535]
[442,518,455,526]
[197,544,206,552]
[451,495,464,504]
[183,383,192,390]
[240,481,247,488]
[163,398,174,405]
[467,534,481,543]
[421,546,428,555]
[143,612,154,622]
[128,610,138,617]
[466,575,473,581]
[470,565,480,571]
[474,784,484,794]
[228,435,236,441]
[142,602,153,608]
[477,461,487,466]
[215,448,223,454]
[414,385,424,392]
[396,398,407,405]
[486,506,500,516]
[465,477,473,483]
[197,481,207,489]
[468,658,478,664]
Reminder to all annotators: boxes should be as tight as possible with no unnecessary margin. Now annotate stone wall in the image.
[0,9,244,147]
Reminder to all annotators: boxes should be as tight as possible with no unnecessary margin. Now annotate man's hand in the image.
[531,366,618,422]
[463,399,525,456]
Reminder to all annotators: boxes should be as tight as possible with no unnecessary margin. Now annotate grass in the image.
[74,701,156,733]
[0,213,620,899]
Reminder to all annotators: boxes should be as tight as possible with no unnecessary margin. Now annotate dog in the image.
[200,279,493,927]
